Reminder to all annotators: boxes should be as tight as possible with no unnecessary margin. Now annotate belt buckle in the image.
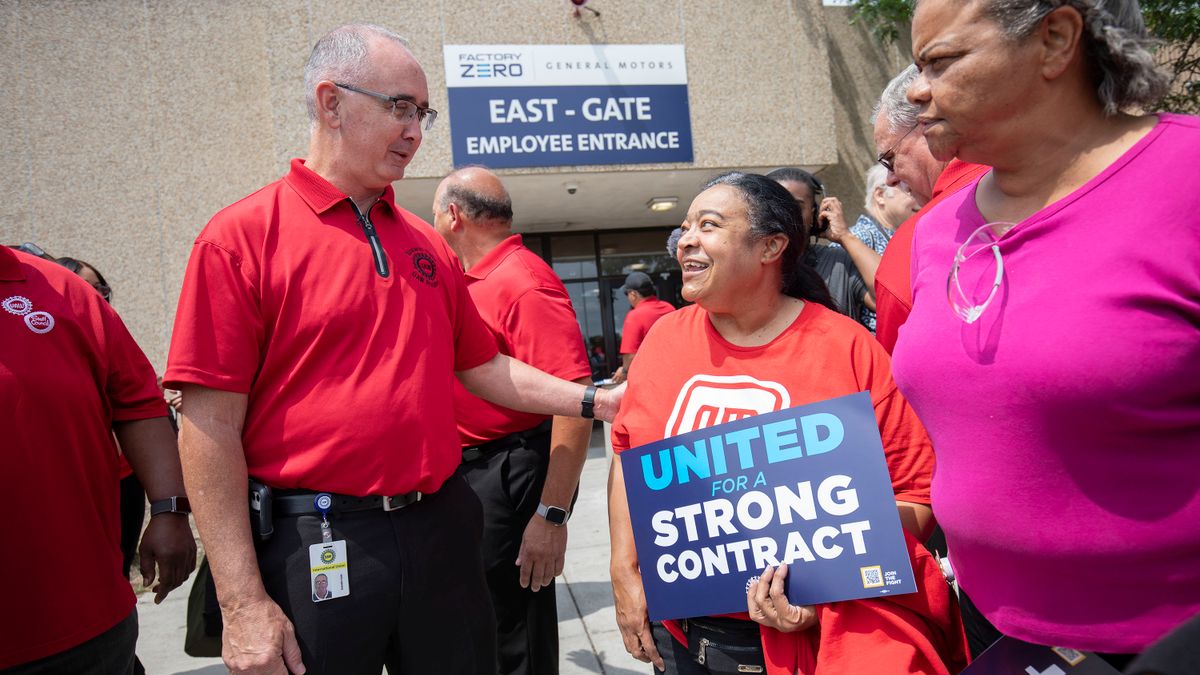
[382,492,422,511]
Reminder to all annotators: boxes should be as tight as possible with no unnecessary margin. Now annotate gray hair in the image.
[871,65,920,134]
[666,227,682,258]
[863,164,891,211]
[978,0,1168,114]
[303,24,408,123]
[438,185,513,223]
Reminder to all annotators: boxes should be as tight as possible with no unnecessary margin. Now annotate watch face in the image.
[545,506,568,525]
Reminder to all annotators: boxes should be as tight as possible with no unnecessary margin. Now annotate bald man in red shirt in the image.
[433,167,593,675]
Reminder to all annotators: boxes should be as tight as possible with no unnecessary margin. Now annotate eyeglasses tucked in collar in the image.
[876,123,920,173]
[334,82,438,131]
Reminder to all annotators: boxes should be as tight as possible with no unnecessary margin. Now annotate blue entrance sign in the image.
[620,392,917,622]
[443,44,694,169]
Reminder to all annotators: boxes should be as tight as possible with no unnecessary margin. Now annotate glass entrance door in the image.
[525,227,683,382]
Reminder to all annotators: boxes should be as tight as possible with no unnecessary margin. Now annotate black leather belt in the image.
[461,419,553,464]
[680,616,760,637]
[268,488,423,516]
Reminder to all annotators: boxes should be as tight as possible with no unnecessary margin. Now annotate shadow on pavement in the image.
[566,648,649,675]
[173,666,226,675]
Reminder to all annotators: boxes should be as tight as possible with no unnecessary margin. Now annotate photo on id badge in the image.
[310,540,350,602]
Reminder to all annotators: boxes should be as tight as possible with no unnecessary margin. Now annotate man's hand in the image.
[138,513,197,604]
[611,565,664,671]
[610,366,626,385]
[516,516,567,592]
[746,565,817,633]
[222,596,306,675]
[595,382,625,423]
[819,197,851,244]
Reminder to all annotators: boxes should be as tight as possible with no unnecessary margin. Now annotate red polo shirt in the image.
[454,235,591,445]
[619,296,675,354]
[874,160,989,354]
[165,159,498,496]
[1,247,167,668]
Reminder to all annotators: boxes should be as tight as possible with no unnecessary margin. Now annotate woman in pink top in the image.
[890,0,1199,667]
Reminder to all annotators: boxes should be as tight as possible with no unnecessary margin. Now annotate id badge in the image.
[309,540,350,602]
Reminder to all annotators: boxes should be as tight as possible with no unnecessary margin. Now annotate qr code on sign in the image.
[860,565,884,588]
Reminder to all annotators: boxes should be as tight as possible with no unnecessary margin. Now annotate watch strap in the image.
[150,496,191,517]
[580,385,598,419]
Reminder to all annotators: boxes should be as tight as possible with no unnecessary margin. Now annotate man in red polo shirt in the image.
[165,25,619,675]
[432,167,593,675]
[1,245,195,673]
[611,271,674,384]
[871,65,988,354]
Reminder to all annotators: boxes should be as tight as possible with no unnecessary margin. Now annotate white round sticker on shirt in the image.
[24,311,54,334]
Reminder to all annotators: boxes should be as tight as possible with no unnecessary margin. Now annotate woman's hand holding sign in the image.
[747,565,817,633]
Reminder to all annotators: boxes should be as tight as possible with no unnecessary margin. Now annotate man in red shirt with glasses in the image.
[166,24,619,675]
[871,65,988,354]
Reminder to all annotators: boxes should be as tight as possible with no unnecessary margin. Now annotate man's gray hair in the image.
[977,0,1168,114]
[438,185,514,224]
[303,24,409,123]
[871,65,920,134]
[863,164,891,211]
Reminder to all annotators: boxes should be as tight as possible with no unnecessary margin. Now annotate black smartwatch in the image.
[536,502,569,526]
[149,496,191,517]
[580,385,598,419]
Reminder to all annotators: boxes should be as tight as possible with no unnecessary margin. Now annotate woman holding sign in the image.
[608,173,968,675]
[891,0,1200,664]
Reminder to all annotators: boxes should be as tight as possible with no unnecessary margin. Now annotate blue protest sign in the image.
[620,391,917,621]
[443,44,694,169]
[962,637,1122,675]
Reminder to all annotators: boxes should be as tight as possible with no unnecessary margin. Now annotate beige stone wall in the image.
[815,5,912,223]
[0,0,901,369]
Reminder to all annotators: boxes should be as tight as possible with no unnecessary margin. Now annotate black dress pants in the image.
[255,475,497,675]
[459,431,559,675]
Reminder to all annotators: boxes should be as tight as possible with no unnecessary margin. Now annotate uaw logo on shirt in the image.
[664,374,791,437]
[3,295,33,316]
[3,295,54,334]
[406,247,439,287]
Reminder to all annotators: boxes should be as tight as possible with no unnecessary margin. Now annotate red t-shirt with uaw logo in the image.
[165,159,498,496]
[611,301,954,675]
[612,300,932,505]
[1,247,167,668]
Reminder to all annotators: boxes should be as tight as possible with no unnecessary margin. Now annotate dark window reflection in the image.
[598,230,678,277]
[551,235,597,280]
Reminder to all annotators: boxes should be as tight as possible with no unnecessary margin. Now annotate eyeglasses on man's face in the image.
[876,123,920,173]
[334,82,438,131]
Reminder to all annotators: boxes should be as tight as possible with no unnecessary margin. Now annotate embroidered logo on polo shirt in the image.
[3,295,33,316]
[24,311,55,334]
[407,247,439,287]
